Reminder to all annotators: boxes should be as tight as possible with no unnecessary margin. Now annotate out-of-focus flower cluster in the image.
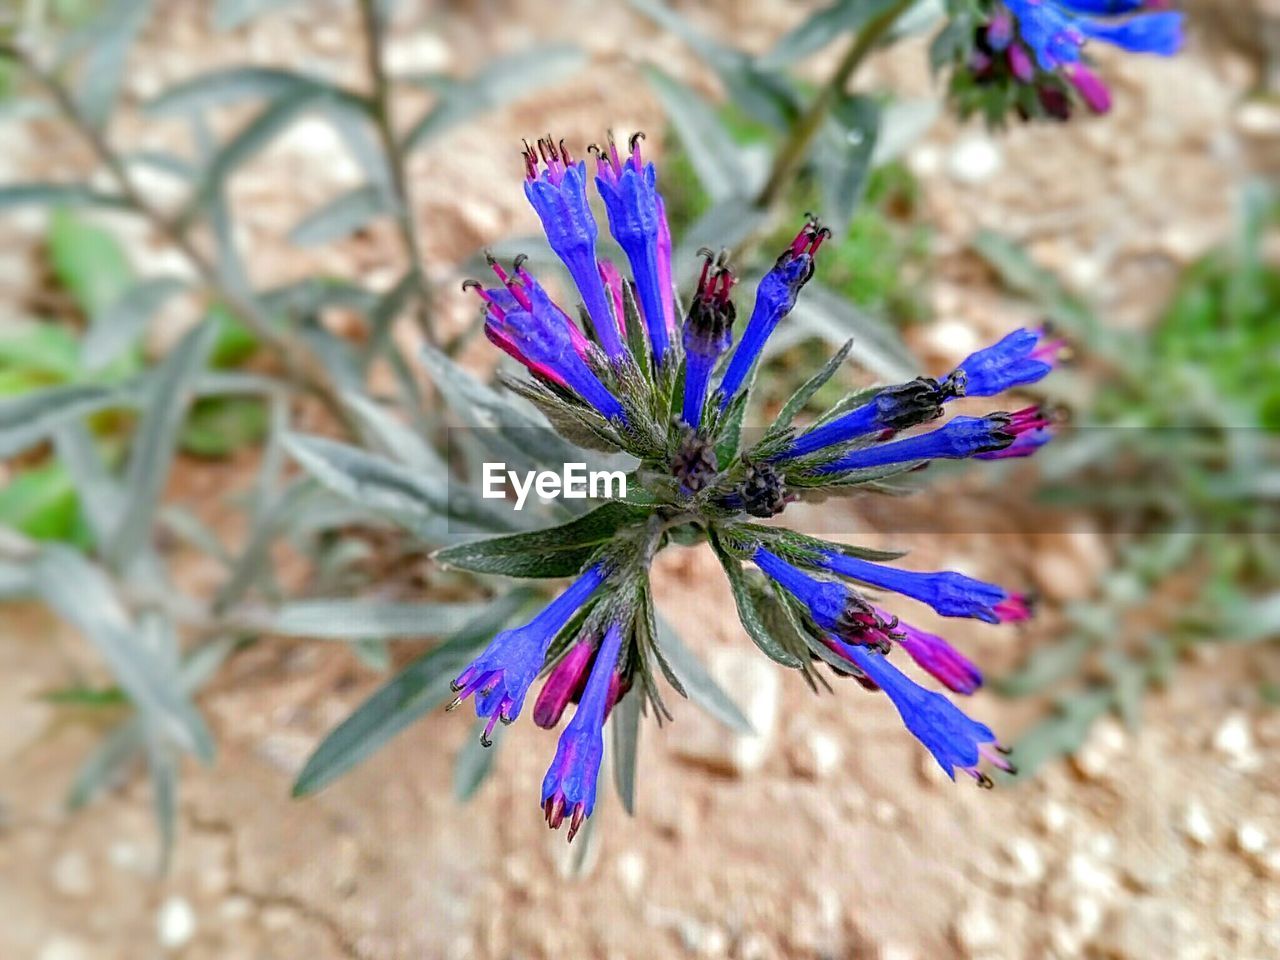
[942,0,1183,123]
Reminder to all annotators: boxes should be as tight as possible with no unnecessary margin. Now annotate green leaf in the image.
[0,324,82,380]
[712,537,804,668]
[145,66,365,117]
[760,0,902,68]
[48,208,134,315]
[250,600,489,641]
[341,391,445,474]
[643,66,747,203]
[996,634,1094,698]
[0,183,130,211]
[780,280,915,381]
[33,546,215,762]
[402,45,586,152]
[66,718,144,810]
[85,276,187,371]
[178,396,268,458]
[74,0,153,128]
[287,184,392,247]
[434,501,649,578]
[146,734,179,874]
[653,613,753,733]
[211,0,304,30]
[0,461,83,543]
[453,721,500,801]
[418,343,586,472]
[1222,592,1280,644]
[284,432,517,538]
[106,322,217,566]
[292,591,533,796]
[817,95,880,236]
[1009,688,1113,779]
[0,381,139,459]
[610,689,642,815]
[181,87,355,220]
[768,340,854,440]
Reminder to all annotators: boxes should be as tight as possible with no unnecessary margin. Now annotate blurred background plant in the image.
[974,183,1280,774]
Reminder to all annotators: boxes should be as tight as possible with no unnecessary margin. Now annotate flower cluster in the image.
[945,0,1183,123]
[446,134,1062,840]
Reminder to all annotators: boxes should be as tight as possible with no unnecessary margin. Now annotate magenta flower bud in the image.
[1007,42,1036,83]
[534,640,594,729]
[1065,63,1112,113]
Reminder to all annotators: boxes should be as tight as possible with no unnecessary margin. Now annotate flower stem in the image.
[753,0,915,214]
[356,0,437,346]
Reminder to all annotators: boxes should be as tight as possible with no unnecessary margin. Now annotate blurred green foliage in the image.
[976,183,1280,776]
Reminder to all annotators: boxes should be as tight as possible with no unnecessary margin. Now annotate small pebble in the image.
[156,896,197,950]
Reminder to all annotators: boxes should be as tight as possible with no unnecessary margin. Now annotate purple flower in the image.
[881,609,984,695]
[817,551,1021,625]
[952,326,1063,397]
[521,137,626,359]
[542,621,626,840]
[718,221,830,407]
[682,250,737,429]
[752,546,896,647]
[835,639,1012,783]
[449,564,608,743]
[815,414,1017,474]
[466,258,628,424]
[593,132,676,362]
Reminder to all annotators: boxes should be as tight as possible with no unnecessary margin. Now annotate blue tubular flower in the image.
[817,551,1016,624]
[752,546,895,646]
[467,258,628,424]
[682,250,737,429]
[1004,0,1182,71]
[521,138,626,359]
[952,326,1063,397]
[718,222,829,407]
[449,564,609,742]
[835,640,1012,783]
[593,132,676,363]
[785,378,948,459]
[815,415,1016,474]
[542,621,626,840]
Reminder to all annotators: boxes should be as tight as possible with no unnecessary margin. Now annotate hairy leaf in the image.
[643,66,745,203]
[434,501,650,578]
[85,276,188,371]
[292,591,533,796]
[287,184,393,247]
[653,613,753,732]
[250,600,490,640]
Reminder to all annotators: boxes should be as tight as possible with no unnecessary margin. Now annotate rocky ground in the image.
[2,1,1279,959]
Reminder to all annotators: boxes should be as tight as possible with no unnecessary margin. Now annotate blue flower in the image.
[522,138,626,359]
[594,132,676,362]
[718,222,829,407]
[816,415,1016,473]
[682,250,737,429]
[467,258,628,424]
[542,621,626,840]
[752,546,894,645]
[952,326,1062,397]
[836,640,1011,783]
[818,551,1021,624]
[785,377,949,459]
[1003,0,1183,72]
[450,564,609,742]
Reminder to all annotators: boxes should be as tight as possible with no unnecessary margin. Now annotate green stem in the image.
[753,0,914,214]
[357,0,437,346]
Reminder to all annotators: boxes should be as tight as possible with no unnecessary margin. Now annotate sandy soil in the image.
[2,2,1279,958]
